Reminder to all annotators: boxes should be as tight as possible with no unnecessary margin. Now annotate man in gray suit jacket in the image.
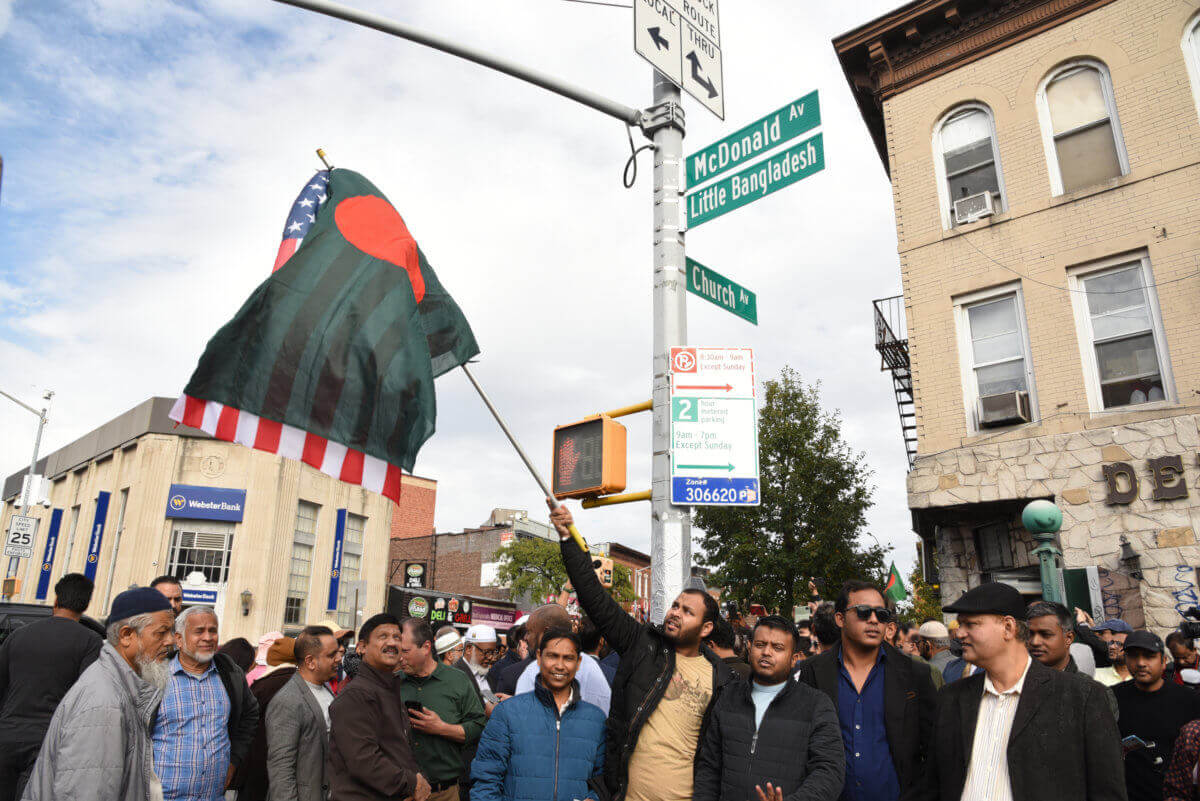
[266,626,341,801]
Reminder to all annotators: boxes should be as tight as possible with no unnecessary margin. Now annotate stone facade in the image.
[910,413,1200,632]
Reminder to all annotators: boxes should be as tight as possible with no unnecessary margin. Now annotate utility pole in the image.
[1,387,52,600]
[647,75,689,621]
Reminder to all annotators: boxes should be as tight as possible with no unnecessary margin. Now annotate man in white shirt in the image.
[265,625,341,801]
[514,636,611,714]
[929,583,1123,801]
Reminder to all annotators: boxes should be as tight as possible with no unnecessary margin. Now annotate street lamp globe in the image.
[1022,499,1062,535]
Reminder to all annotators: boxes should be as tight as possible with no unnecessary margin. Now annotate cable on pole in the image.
[623,124,656,188]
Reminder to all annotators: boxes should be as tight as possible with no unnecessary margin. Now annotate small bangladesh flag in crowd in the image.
[171,168,479,502]
[884,562,907,602]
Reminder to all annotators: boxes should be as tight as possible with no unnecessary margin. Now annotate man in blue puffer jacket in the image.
[471,627,606,801]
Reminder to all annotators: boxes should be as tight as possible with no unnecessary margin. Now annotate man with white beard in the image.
[22,587,176,801]
[152,606,258,801]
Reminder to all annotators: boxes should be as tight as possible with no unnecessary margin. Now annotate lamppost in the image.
[1022,499,1064,603]
[0,387,53,601]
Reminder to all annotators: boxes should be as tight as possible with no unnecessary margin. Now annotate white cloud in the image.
[0,0,920,577]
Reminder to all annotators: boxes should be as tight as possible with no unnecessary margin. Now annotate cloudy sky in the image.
[0,0,915,576]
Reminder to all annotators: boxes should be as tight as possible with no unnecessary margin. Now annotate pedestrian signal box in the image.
[552,416,626,500]
[593,557,614,588]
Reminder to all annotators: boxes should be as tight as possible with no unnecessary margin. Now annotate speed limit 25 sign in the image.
[5,514,38,559]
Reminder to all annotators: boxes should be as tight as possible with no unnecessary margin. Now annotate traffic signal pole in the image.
[273,0,692,622]
[647,76,690,622]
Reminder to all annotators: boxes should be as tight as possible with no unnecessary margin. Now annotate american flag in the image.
[170,167,407,502]
[272,170,329,272]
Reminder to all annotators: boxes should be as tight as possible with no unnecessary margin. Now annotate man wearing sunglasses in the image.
[796,580,938,801]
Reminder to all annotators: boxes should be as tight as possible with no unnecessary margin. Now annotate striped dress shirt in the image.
[960,657,1032,801]
[152,656,231,801]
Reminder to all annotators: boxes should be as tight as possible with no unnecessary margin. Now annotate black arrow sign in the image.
[647,26,670,51]
[685,51,718,98]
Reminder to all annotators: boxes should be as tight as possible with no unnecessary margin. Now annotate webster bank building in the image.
[0,397,434,639]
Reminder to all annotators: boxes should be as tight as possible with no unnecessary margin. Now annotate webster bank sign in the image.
[165,484,246,522]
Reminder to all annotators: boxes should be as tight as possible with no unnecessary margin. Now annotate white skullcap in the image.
[464,624,498,644]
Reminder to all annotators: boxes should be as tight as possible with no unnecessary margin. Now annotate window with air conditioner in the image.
[1185,14,1200,121]
[285,501,319,627]
[933,104,1006,229]
[1068,254,1174,411]
[1037,61,1128,195]
[954,286,1037,434]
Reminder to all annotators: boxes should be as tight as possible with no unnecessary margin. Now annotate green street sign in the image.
[686,258,757,325]
[687,133,824,229]
[687,91,820,187]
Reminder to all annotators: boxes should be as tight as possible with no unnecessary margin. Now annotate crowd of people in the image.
[2,499,1200,801]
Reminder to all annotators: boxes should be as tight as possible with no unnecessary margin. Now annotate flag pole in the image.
[460,363,588,553]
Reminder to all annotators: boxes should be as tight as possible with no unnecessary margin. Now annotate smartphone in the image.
[1122,735,1152,754]
[404,700,424,714]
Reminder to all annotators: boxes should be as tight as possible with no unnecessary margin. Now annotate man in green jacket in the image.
[399,618,487,801]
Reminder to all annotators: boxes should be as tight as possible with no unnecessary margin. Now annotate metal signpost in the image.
[668,347,760,506]
[634,0,724,119]
[4,515,37,560]
[685,257,756,324]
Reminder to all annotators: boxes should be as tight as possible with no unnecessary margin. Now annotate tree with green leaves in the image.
[898,561,943,624]
[693,366,888,615]
[494,536,635,606]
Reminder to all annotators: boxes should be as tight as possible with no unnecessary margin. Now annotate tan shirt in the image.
[960,657,1032,801]
[626,654,713,801]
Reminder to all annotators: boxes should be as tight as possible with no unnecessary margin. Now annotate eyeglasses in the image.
[848,605,894,623]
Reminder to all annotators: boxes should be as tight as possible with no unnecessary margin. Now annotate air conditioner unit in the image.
[977,390,1031,428]
[953,191,995,225]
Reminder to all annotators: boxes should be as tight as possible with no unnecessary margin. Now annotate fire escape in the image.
[873,295,917,469]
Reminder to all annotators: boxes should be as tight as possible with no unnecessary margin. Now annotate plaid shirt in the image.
[152,656,231,801]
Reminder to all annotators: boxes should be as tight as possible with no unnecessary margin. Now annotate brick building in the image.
[594,541,652,619]
[837,0,1200,633]
[389,508,556,606]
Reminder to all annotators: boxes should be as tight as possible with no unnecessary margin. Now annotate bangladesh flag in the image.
[170,168,479,502]
[884,562,907,603]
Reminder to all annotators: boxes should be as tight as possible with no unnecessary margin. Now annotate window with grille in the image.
[167,523,234,584]
[336,513,366,629]
[285,501,318,627]
[934,104,1005,227]
[1038,61,1127,194]
[1069,255,1173,410]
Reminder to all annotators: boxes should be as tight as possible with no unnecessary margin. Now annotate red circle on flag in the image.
[335,195,426,303]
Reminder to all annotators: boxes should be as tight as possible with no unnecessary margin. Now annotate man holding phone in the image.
[1115,630,1200,801]
[399,618,487,801]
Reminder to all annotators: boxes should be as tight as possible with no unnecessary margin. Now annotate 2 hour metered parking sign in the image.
[669,347,760,505]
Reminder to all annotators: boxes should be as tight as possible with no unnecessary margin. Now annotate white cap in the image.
[434,629,464,655]
[514,614,531,626]
[917,621,950,639]
[464,624,498,644]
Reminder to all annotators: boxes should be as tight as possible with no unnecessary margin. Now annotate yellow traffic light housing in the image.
[593,557,614,588]
[552,415,627,500]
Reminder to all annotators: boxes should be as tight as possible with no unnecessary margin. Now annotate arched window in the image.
[1037,60,1128,195]
[933,104,1006,228]
[1184,15,1200,120]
